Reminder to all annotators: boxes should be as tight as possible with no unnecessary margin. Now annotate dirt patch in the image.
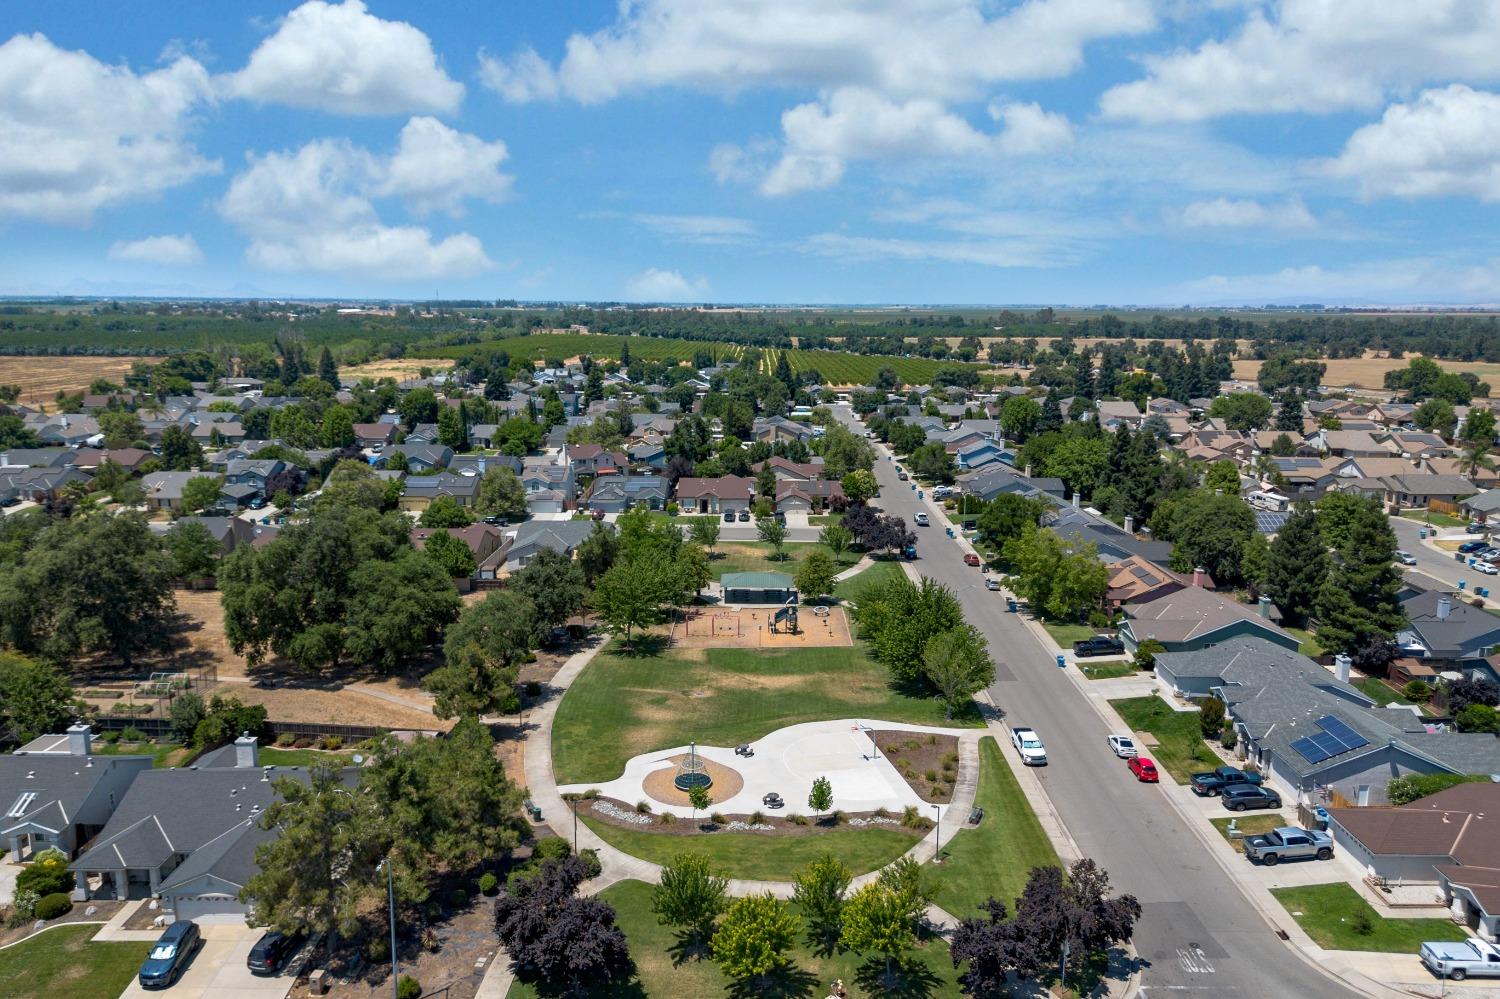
[586,796,925,839]
[0,355,147,411]
[641,755,745,807]
[874,731,961,804]
[338,358,455,384]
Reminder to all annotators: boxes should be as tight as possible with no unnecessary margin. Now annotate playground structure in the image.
[673,742,713,792]
[669,604,852,649]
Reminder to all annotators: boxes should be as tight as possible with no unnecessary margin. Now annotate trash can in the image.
[1311,806,1330,832]
[1056,654,1066,668]
[1007,598,1017,612]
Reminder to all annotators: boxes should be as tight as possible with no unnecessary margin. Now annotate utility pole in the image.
[933,804,941,861]
[382,859,399,999]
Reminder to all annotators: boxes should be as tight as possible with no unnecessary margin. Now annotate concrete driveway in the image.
[118,922,294,999]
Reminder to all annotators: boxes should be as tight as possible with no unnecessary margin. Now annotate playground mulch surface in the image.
[641,754,746,807]
[670,605,852,649]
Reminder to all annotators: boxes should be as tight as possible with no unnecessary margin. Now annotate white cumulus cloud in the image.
[108,234,204,266]
[220,123,502,279]
[625,268,709,301]
[1179,256,1500,304]
[376,116,512,216]
[1175,197,1317,230]
[1100,2,1500,123]
[0,34,217,224]
[228,0,463,115]
[1328,85,1500,201]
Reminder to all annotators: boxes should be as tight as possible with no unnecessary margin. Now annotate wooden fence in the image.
[90,716,436,741]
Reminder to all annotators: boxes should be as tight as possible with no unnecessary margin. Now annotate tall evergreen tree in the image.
[317,346,339,389]
[1316,504,1405,654]
[1275,393,1304,432]
[1264,504,1326,627]
[1038,391,1063,434]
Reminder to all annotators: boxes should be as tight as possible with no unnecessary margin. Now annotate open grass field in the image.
[582,816,921,881]
[833,558,906,604]
[930,737,1060,919]
[0,923,150,999]
[1232,353,1500,391]
[1271,883,1468,953]
[0,355,145,411]
[1109,695,1220,784]
[505,878,964,998]
[338,358,453,382]
[551,643,981,785]
[709,541,859,581]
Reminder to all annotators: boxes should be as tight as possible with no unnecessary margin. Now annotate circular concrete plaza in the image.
[643,755,745,807]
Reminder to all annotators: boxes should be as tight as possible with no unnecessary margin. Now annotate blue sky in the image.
[3,1,1500,305]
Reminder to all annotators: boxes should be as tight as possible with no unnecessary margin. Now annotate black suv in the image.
[1073,636,1124,657]
[1222,785,1282,811]
[247,929,305,976]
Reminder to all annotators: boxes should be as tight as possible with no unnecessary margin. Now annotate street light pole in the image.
[933,804,941,862]
[382,859,399,999]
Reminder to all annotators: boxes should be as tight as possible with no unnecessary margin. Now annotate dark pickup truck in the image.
[1073,635,1124,657]
[1190,766,1264,796]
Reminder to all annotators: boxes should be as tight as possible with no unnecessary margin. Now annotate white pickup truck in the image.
[1010,726,1047,766]
[1421,938,1500,981]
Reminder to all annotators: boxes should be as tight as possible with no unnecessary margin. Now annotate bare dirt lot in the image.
[339,358,454,383]
[0,355,146,410]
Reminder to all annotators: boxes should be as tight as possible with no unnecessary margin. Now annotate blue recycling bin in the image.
[918,491,924,499]
[1311,806,1330,832]
[1056,654,1066,668]
[1459,579,1468,590]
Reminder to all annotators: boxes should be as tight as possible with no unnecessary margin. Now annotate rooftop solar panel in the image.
[1316,715,1369,752]
[1290,736,1332,764]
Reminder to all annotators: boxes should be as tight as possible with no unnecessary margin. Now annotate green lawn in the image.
[93,741,195,768]
[505,879,963,998]
[709,541,859,581]
[1041,622,1097,648]
[1109,696,1220,784]
[582,817,921,881]
[1398,510,1468,529]
[930,738,1060,919]
[0,924,150,999]
[553,644,980,784]
[1350,677,1434,715]
[1283,626,1326,658]
[808,512,845,527]
[1271,883,1469,953]
[1077,660,1134,680]
[1208,814,1282,847]
[833,557,906,604]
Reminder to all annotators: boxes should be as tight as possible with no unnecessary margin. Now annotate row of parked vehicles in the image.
[138,920,303,989]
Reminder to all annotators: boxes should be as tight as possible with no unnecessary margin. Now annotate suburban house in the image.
[141,471,215,512]
[167,516,271,555]
[1326,781,1500,942]
[1462,490,1500,525]
[1104,556,1196,611]
[960,466,1066,504]
[382,443,453,472]
[1396,591,1500,666]
[1094,400,1143,431]
[405,423,441,445]
[1270,457,1338,500]
[1179,639,1500,805]
[2,725,151,861]
[67,447,152,473]
[411,524,509,578]
[1118,586,1299,654]
[955,439,1007,471]
[567,444,629,477]
[520,457,576,514]
[586,474,670,512]
[399,472,482,512]
[1048,506,1174,565]
[1317,429,1397,458]
[498,520,603,575]
[0,465,90,504]
[628,442,667,469]
[70,735,358,919]
[675,476,757,514]
[222,459,290,499]
[1380,474,1477,512]
[751,457,824,482]
[774,479,844,512]
[353,422,397,448]
[753,416,815,445]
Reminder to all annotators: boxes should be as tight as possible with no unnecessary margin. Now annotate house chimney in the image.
[66,723,92,757]
[1023,464,1033,478]
[1192,567,1207,588]
[1258,595,1272,619]
[234,732,259,769]
[1437,596,1452,621]
[1072,492,1080,509]
[1334,654,1352,683]
[1124,515,1135,535]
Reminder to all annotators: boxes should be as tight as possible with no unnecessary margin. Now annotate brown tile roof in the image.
[1330,782,1500,868]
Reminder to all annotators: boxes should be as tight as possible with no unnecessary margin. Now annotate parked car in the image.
[913,512,929,526]
[1467,522,1489,534]
[984,577,1001,591]
[738,509,750,522]
[591,508,607,520]
[138,920,200,989]
[1476,561,1499,576]
[723,510,735,522]
[1190,766,1265,796]
[1242,827,1334,866]
[963,553,981,566]
[483,515,505,525]
[897,470,909,481]
[1459,540,1488,553]
[1107,734,1138,758]
[1010,726,1047,765]
[248,497,266,510]
[1074,635,1125,657]
[247,929,305,976]
[1127,757,1159,782]
[1222,785,1282,811]
[1395,550,1418,566]
[1421,937,1500,981]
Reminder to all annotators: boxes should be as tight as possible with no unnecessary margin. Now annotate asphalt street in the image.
[1390,516,1494,598]
[834,407,1360,999]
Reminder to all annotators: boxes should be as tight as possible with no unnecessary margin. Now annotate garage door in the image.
[170,893,245,922]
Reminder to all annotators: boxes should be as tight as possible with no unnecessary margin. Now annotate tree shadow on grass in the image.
[665,929,712,967]
[852,954,943,999]
[725,962,822,999]
[618,633,671,658]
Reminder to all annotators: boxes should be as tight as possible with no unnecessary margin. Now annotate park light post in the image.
[933,804,941,861]
[380,858,399,999]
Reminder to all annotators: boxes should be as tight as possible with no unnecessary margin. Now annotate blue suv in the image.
[138,919,200,989]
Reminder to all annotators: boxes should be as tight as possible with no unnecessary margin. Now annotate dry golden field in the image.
[0,355,146,411]
[1231,354,1500,390]
[339,358,454,383]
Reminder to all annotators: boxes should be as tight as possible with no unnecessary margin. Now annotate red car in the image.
[1128,757,1159,783]
[963,553,981,567]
